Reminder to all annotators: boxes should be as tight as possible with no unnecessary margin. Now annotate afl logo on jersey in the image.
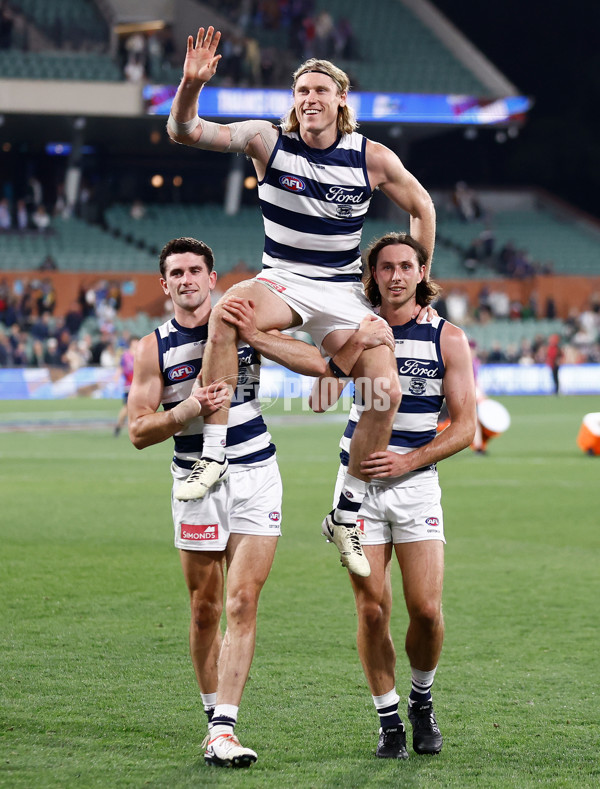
[168,364,196,381]
[279,175,305,192]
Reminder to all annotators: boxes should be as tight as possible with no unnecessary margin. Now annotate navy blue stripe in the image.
[225,415,268,447]
[174,434,204,454]
[436,319,446,378]
[261,199,366,235]
[377,703,399,714]
[229,444,276,465]
[279,134,365,168]
[343,420,357,440]
[264,237,361,267]
[400,394,445,413]
[389,428,437,447]
[157,326,208,355]
[393,320,437,341]
[173,444,275,470]
[262,265,361,283]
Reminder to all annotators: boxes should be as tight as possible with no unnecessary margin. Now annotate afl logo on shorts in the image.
[279,175,305,193]
[409,377,427,395]
[269,511,281,522]
[168,364,196,382]
[425,517,439,527]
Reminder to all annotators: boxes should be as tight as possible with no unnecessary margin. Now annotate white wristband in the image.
[167,114,200,136]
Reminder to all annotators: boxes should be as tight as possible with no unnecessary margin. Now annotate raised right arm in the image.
[167,26,278,168]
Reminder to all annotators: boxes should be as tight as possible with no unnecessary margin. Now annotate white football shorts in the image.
[171,460,282,551]
[333,463,445,545]
[255,268,375,349]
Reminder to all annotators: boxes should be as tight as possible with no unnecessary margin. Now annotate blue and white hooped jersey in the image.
[155,318,275,471]
[340,316,446,478]
[258,129,373,282]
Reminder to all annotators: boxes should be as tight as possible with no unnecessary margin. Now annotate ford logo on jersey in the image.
[279,175,305,192]
[168,364,196,381]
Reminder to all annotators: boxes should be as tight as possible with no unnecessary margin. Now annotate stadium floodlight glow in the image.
[143,85,533,127]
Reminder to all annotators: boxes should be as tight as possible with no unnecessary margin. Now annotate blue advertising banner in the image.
[143,85,532,126]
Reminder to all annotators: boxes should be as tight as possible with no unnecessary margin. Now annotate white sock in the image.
[201,691,217,714]
[409,665,437,705]
[202,425,227,462]
[210,703,239,733]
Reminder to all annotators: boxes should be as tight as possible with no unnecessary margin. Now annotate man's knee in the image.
[357,596,389,634]
[408,600,443,633]
[208,302,238,344]
[190,596,222,633]
[226,586,259,625]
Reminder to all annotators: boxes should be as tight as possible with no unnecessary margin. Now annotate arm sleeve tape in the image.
[167,114,200,136]
[189,118,277,155]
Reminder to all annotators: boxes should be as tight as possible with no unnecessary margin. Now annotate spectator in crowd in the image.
[25,176,43,212]
[486,341,508,364]
[0,5,14,49]
[64,301,84,336]
[130,199,146,220]
[445,288,469,325]
[16,200,29,231]
[0,329,11,365]
[0,197,12,230]
[38,254,58,271]
[44,337,64,367]
[452,181,482,222]
[545,333,563,394]
[29,338,46,367]
[32,204,51,232]
[64,338,88,371]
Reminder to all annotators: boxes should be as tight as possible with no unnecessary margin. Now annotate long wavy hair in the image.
[363,232,441,308]
[281,59,358,135]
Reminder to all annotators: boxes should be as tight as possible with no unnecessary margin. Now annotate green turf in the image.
[1,395,599,788]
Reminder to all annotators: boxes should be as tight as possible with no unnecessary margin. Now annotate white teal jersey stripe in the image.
[258,129,373,281]
[155,318,275,470]
[340,316,446,475]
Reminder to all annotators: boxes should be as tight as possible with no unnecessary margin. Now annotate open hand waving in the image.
[183,26,222,85]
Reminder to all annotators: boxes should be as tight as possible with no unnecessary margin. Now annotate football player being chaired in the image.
[127,237,393,767]
[167,26,436,579]
[310,233,477,759]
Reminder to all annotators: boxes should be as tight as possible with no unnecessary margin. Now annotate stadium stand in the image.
[311,0,487,94]
[464,318,566,353]
[7,0,109,48]
[0,49,121,80]
[0,216,155,272]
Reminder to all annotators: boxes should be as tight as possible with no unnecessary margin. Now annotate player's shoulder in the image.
[439,319,470,351]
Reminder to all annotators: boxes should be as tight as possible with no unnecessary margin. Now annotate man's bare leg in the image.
[396,540,445,754]
[214,534,278,707]
[350,543,408,758]
[179,549,225,722]
[205,533,278,766]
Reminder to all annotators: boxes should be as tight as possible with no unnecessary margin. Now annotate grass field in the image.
[1,395,599,788]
